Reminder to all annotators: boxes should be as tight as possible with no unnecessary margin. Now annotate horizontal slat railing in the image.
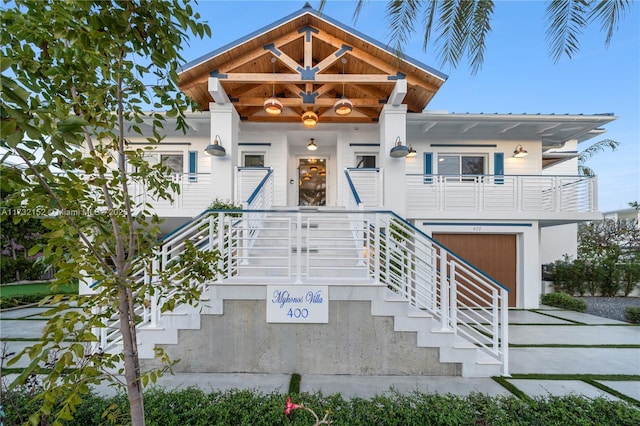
[128,173,213,212]
[345,168,383,208]
[405,174,596,213]
[99,168,509,374]
[343,184,509,375]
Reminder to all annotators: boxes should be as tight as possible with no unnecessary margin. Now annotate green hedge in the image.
[0,256,46,283]
[3,387,639,425]
[625,307,640,323]
[541,292,587,312]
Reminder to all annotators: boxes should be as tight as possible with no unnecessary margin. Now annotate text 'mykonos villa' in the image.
[87,3,616,378]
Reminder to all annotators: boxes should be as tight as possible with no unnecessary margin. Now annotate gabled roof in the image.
[178,3,447,124]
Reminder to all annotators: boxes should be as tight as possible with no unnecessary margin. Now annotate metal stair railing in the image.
[98,170,509,376]
[345,169,510,375]
[95,170,275,352]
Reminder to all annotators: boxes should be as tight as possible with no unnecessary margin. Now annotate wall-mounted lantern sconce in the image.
[513,144,528,158]
[389,136,409,158]
[302,110,318,127]
[307,138,318,151]
[204,135,226,157]
[406,145,417,158]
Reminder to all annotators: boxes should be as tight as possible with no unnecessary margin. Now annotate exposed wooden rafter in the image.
[178,9,447,124]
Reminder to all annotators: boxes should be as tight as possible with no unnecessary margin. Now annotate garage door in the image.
[433,233,517,307]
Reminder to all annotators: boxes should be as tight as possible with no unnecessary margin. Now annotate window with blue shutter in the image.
[494,152,504,184]
[188,151,197,182]
[424,152,433,184]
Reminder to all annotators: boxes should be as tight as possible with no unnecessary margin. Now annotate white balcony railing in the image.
[128,173,213,213]
[405,174,597,213]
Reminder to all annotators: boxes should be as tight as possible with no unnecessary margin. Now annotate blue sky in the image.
[187,0,638,212]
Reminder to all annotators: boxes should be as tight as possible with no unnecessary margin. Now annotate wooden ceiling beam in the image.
[232,97,385,108]
[221,73,397,84]
[314,29,440,93]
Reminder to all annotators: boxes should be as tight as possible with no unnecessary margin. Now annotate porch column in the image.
[209,102,239,203]
[379,104,408,217]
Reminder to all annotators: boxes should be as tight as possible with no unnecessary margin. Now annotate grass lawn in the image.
[0,281,78,298]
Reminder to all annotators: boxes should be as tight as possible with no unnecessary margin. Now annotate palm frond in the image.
[468,0,494,75]
[420,0,439,51]
[579,138,620,161]
[588,0,631,46]
[545,0,590,63]
[386,0,422,54]
[578,138,620,176]
[353,0,368,24]
[436,0,473,69]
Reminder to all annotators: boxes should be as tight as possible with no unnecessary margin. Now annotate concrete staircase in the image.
[124,209,504,377]
[134,283,501,377]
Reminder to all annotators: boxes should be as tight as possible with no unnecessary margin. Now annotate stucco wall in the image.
[143,300,462,376]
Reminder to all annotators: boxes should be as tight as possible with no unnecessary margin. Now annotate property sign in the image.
[266,285,329,323]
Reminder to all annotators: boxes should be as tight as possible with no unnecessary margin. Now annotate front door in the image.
[298,158,326,206]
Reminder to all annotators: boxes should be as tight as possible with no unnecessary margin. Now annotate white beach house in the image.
[96,4,616,378]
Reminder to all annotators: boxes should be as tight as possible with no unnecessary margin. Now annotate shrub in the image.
[541,292,587,312]
[0,256,46,283]
[549,255,585,295]
[625,306,640,323]
[619,260,640,296]
[1,388,639,425]
[0,294,46,309]
[208,198,242,210]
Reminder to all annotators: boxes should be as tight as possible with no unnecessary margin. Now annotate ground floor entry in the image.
[432,233,517,307]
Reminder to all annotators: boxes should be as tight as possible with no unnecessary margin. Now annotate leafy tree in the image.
[325,0,634,74]
[1,1,215,424]
[0,166,49,282]
[578,218,640,295]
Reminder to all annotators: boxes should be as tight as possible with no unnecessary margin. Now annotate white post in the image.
[209,102,239,203]
[379,104,408,216]
[295,212,302,283]
[449,262,457,332]
[440,251,450,331]
[500,287,510,376]
[150,253,159,328]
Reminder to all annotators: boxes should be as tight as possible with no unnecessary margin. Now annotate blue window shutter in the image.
[188,151,197,182]
[424,152,433,184]
[494,152,504,184]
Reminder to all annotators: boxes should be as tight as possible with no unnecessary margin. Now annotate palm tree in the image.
[578,138,619,176]
[320,0,633,74]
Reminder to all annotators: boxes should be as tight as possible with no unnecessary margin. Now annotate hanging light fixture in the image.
[307,138,318,151]
[319,169,326,176]
[264,57,283,115]
[204,135,226,157]
[389,136,409,158]
[334,58,352,116]
[407,145,417,158]
[302,173,312,181]
[302,110,318,128]
[309,165,319,172]
[513,144,528,158]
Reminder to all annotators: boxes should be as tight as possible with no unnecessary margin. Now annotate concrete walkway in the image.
[1,305,639,402]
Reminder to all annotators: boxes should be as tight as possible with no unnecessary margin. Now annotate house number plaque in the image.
[266,285,329,323]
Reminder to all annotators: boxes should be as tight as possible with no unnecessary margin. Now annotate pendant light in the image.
[334,58,352,115]
[302,110,318,127]
[307,138,318,151]
[264,57,283,115]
